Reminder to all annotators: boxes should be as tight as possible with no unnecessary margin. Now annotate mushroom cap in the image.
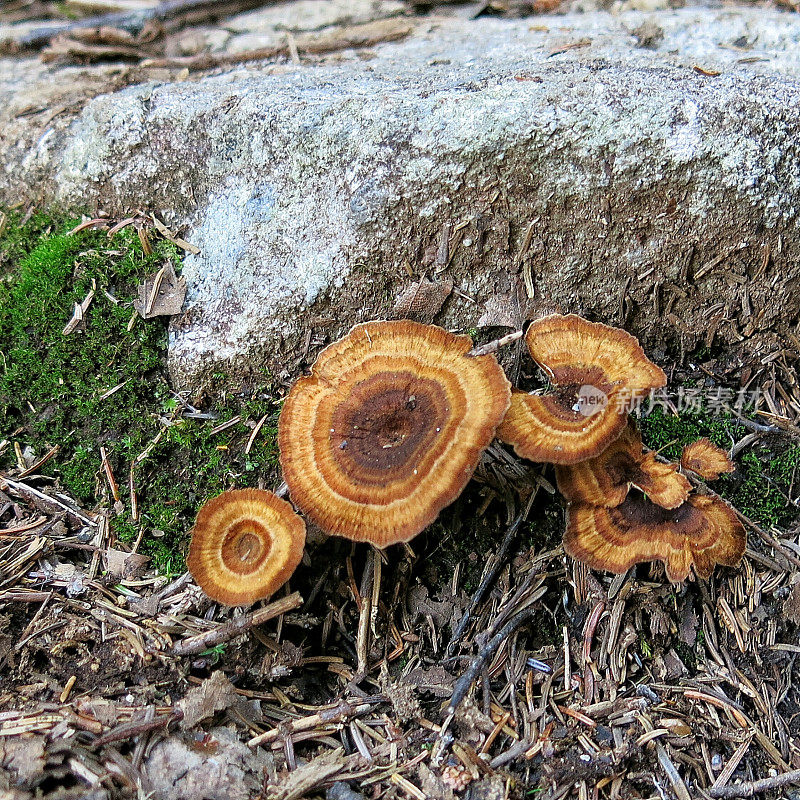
[556,420,691,509]
[496,315,666,465]
[681,438,735,481]
[498,388,629,466]
[635,452,692,510]
[278,320,511,547]
[526,314,667,393]
[187,488,306,606]
[564,491,746,582]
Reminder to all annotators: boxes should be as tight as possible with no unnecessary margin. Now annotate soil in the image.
[3,361,800,799]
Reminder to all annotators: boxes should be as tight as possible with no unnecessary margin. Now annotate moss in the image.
[0,210,68,276]
[0,210,282,571]
[639,406,800,530]
[672,639,697,672]
[0,214,175,447]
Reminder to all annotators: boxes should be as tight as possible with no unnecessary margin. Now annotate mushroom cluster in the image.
[187,319,510,605]
[559,428,744,583]
[186,313,745,605]
[501,314,744,582]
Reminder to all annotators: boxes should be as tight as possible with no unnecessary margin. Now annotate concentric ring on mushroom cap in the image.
[497,315,666,465]
[564,491,746,582]
[278,320,511,547]
[556,419,691,509]
[187,488,306,606]
[681,438,735,481]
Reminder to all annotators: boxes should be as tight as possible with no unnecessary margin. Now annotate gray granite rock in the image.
[2,7,800,386]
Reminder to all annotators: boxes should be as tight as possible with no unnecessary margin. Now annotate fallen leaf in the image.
[134,262,186,319]
[407,584,463,631]
[178,670,240,730]
[477,287,535,329]
[268,748,347,800]
[392,278,453,323]
[75,697,119,727]
[103,547,150,579]
[401,665,455,698]
[145,727,273,800]
[0,735,46,784]
[477,292,519,329]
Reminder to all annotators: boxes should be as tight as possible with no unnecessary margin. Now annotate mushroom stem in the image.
[171,591,303,655]
[467,329,523,358]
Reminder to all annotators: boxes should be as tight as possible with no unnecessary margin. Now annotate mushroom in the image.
[278,320,511,547]
[563,490,746,582]
[556,419,691,509]
[681,438,735,481]
[497,314,666,464]
[187,488,306,606]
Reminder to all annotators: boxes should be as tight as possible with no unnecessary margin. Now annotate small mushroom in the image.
[681,438,735,481]
[278,320,511,547]
[187,488,306,606]
[563,491,746,582]
[556,419,691,509]
[497,314,666,464]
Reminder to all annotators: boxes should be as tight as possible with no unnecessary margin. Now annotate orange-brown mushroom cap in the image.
[681,438,735,481]
[556,420,691,509]
[563,491,746,582]
[496,315,666,465]
[278,320,511,547]
[187,488,306,606]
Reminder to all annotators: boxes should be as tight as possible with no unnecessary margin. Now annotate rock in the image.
[144,726,273,800]
[2,8,800,386]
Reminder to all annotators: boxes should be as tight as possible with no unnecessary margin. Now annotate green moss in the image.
[0,210,282,571]
[0,210,68,276]
[639,406,800,530]
[0,214,175,447]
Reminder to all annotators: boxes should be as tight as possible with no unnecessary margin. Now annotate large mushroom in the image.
[563,491,746,582]
[497,315,666,464]
[187,488,306,606]
[555,419,691,510]
[278,320,511,547]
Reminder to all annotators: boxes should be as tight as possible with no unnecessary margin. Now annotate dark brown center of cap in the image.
[329,372,450,486]
[236,532,261,561]
[612,491,696,530]
[221,521,271,574]
[551,383,584,417]
[605,452,641,486]
[547,366,613,419]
